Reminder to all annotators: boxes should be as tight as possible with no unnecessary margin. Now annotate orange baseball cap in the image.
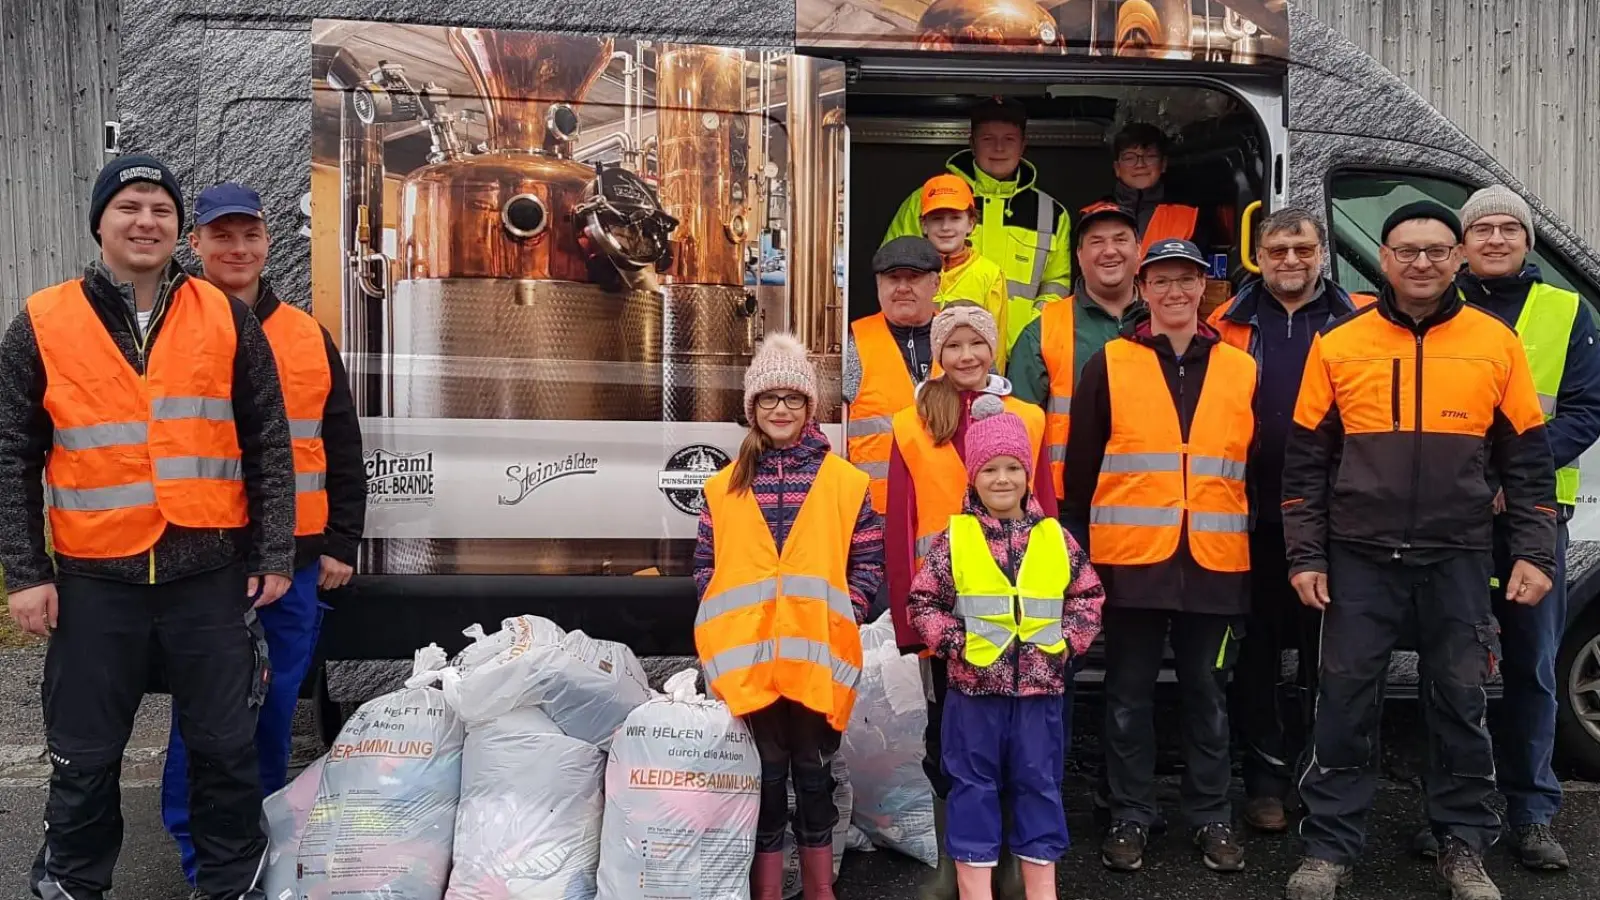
[920,174,975,216]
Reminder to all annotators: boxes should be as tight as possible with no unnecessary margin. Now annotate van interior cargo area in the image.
[845,80,1270,318]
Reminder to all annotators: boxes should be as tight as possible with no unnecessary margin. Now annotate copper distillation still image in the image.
[908,0,1278,61]
[312,23,846,573]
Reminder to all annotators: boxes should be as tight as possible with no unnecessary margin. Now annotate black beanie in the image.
[89,154,185,243]
[1380,200,1462,244]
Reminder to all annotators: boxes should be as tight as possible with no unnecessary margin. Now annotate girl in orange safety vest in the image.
[692,332,885,900]
[883,302,1052,900]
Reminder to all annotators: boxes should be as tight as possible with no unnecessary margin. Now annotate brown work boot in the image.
[1437,836,1502,900]
[1100,819,1147,872]
[1285,857,1353,900]
[1244,796,1289,833]
[1194,822,1245,872]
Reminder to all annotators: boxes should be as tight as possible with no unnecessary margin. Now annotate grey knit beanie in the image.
[742,331,817,422]
[1461,185,1534,249]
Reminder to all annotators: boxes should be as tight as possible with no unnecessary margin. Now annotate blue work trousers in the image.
[942,689,1069,865]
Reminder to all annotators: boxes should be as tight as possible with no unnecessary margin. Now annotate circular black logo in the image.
[658,444,732,516]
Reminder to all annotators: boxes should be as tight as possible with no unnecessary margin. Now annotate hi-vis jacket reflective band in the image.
[1038,297,1077,500]
[696,453,869,731]
[1137,204,1200,258]
[949,514,1070,667]
[1514,283,1582,505]
[29,278,248,559]
[1089,339,1255,572]
[848,314,942,514]
[260,303,332,536]
[892,395,1046,566]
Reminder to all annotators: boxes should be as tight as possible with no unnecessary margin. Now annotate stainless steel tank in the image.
[655,44,757,423]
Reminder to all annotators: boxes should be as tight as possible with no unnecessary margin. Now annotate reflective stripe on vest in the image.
[260,302,333,536]
[1088,338,1255,572]
[696,453,869,731]
[30,278,247,559]
[1039,298,1077,500]
[1138,204,1200,258]
[849,314,933,515]
[893,393,1046,570]
[1006,200,1059,302]
[949,514,1070,667]
[1513,283,1582,506]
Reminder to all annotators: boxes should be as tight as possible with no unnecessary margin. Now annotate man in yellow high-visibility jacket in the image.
[883,97,1073,351]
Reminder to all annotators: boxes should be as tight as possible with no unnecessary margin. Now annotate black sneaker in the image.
[1437,836,1502,900]
[1195,822,1245,872]
[1101,819,1148,872]
[1512,823,1570,871]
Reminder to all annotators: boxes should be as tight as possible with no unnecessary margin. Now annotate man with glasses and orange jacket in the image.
[1282,201,1558,900]
[1205,207,1373,834]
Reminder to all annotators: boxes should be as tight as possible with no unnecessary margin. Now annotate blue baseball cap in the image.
[1139,238,1209,272]
[195,182,264,226]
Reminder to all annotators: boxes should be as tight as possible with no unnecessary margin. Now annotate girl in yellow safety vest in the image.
[882,303,1053,900]
[919,173,1016,369]
[692,332,885,900]
[908,397,1104,900]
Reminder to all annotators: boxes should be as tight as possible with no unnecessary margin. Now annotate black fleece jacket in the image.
[0,260,297,590]
[1061,303,1254,616]
[249,280,366,569]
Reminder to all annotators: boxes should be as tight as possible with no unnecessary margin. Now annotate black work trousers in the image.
[30,567,270,900]
[748,698,842,852]
[1299,544,1500,865]
[1104,607,1241,828]
[1229,525,1322,801]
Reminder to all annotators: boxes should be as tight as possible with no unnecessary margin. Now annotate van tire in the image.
[1555,607,1600,779]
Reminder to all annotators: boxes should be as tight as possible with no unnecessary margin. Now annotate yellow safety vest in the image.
[948,514,1070,668]
[1513,282,1582,505]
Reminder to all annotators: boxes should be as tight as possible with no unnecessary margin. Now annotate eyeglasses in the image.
[1143,274,1204,293]
[1262,244,1320,262]
[1386,244,1456,264]
[1116,151,1162,166]
[756,393,808,410]
[1466,222,1526,241]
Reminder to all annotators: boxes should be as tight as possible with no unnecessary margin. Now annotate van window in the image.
[1328,170,1596,307]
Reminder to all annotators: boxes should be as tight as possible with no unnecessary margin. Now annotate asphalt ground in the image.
[0,648,1597,900]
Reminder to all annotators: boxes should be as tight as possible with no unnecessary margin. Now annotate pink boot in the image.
[799,846,838,900]
[751,850,785,900]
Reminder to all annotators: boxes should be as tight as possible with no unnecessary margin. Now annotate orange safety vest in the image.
[1210,292,1377,353]
[260,303,332,537]
[1138,204,1200,258]
[892,393,1046,566]
[847,313,940,514]
[30,278,248,559]
[696,453,869,730]
[1089,338,1254,572]
[1038,297,1077,501]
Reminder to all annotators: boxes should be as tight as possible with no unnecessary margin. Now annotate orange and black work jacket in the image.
[695,451,874,730]
[1061,305,1256,616]
[1282,286,1558,579]
[252,281,366,570]
[0,260,297,590]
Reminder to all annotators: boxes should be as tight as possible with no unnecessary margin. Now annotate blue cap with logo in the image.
[195,182,264,226]
[1139,238,1209,272]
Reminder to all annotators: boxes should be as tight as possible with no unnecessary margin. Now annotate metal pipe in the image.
[574,130,637,163]
[787,54,823,347]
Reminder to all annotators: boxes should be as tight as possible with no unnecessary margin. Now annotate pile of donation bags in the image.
[261,612,936,899]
